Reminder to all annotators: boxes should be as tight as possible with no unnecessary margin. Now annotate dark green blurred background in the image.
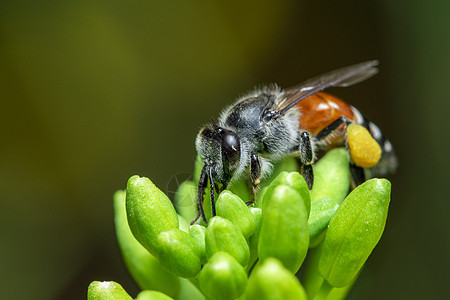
[1,0,449,299]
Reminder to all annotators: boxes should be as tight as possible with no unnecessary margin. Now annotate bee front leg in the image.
[300,131,315,189]
[248,153,261,205]
[191,164,209,225]
[207,166,217,217]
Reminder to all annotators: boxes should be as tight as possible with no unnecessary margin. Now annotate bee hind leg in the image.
[350,163,366,188]
[314,116,368,188]
[315,116,351,142]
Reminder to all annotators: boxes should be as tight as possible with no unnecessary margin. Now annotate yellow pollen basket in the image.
[347,123,382,168]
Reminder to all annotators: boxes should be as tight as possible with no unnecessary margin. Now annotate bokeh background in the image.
[1,0,449,299]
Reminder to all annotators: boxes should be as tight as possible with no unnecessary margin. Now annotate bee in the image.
[193,60,397,224]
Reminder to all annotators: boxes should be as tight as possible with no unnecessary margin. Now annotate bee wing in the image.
[275,60,379,116]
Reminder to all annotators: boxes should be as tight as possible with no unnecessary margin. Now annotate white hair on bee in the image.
[219,84,285,121]
[192,60,397,225]
[228,136,251,184]
[241,83,284,99]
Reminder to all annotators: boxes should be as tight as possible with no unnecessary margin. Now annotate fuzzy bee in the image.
[193,61,397,223]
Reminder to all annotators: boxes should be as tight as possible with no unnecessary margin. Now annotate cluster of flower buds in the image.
[88,148,391,300]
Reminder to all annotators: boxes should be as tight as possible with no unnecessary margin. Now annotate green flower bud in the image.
[228,157,298,203]
[228,179,251,203]
[319,178,391,287]
[113,191,180,297]
[174,180,197,221]
[247,207,262,272]
[260,171,310,215]
[307,148,351,246]
[308,197,339,247]
[302,243,355,299]
[157,228,202,278]
[126,175,179,255]
[216,190,256,239]
[258,184,309,273]
[260,156,298,187]
[178,214,191,233]
[205,216,250,267]
[255,185,268,207]
[189,224,207,264]
[310,148,350,205]
[199,251,247,300]
[135,290,174,300]
[87,281,132,300]
[245,258,307,300]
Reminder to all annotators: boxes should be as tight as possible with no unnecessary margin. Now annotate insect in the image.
[193,60,397,224]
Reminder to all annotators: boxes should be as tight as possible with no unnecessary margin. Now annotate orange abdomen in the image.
[297,92,355,135]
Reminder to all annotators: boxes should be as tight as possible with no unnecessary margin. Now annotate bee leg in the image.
[191,164,209,225]
[302,164,314,190]
[315,116,351,142]
[207,166,217,217]
[248,153,261,205]
[300,131,315,189]
[350,163,366,188]
[314,116,368,188]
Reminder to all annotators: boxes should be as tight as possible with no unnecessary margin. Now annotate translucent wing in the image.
[275,60,379,117]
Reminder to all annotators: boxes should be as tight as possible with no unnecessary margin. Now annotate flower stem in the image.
[314,280,333,300]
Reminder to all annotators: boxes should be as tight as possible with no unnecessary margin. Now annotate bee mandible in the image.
[193,60,397,224]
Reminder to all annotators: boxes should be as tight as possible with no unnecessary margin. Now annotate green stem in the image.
[188,277,201,290]
[314,280,333,300]
[302,242,325,298]
[178,278,205,300]
[247,258,259,276]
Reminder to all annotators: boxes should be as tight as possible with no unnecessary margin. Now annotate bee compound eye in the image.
[221,130,241,169]
[223,131,240,153]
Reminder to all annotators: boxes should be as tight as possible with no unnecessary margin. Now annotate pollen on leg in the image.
[347,123,381,168]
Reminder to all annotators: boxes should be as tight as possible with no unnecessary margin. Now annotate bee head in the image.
[195,122,241,185]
